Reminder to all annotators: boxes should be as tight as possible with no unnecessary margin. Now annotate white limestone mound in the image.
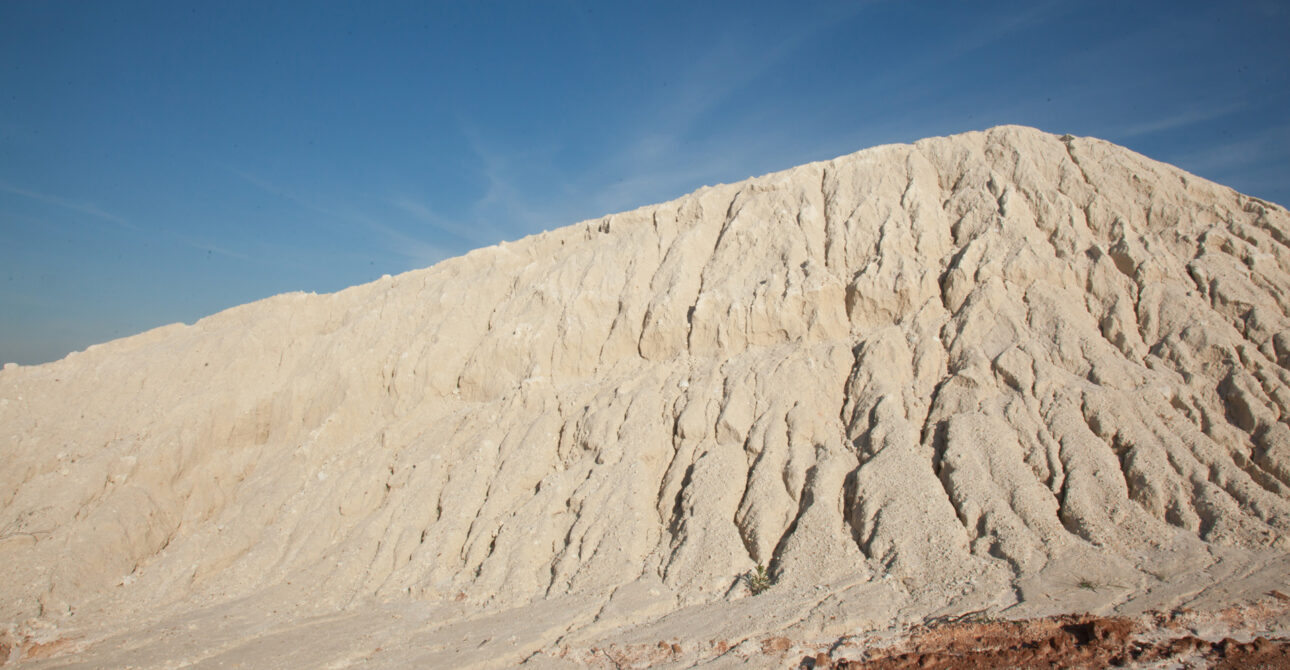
[3,125,1290,667]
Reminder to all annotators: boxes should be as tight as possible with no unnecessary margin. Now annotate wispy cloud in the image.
[228,168,344,222]
[171,236,254,262]
[388,195,503,247]
[0,181,141,232]
[359,215,450,267]
[401,5,883,243]
[0,180,254,261]
[927,0,1070,65]
[540,6,870,220]
[1115,102,1247,139]
[1169,122,1290,178]
[452,123,595,236]
[625,6,862,148]
[229,168,451,267]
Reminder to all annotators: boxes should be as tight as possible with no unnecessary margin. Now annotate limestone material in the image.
[2,126,1289,667]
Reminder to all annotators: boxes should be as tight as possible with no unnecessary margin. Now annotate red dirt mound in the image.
[804,613,1290,669]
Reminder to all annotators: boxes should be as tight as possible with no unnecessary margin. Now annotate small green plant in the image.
[745,564,773,595]
[1076,578,1099,591]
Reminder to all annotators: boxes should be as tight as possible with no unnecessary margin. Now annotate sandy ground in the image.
[4,559,1288,668]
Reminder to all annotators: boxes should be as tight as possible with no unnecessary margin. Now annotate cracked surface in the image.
[2,125,1290,667]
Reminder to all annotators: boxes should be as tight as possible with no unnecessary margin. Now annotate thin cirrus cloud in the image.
[388,196,503,249]
[0,179,251,261]
[1169,122,1290,180]
[0,180,141,233]
[498,11,863,228]
[229,167,451,268]
[1114,102,1248,140]
[358,215,450,268]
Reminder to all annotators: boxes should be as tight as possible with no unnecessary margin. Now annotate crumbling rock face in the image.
[2,126,1289,665]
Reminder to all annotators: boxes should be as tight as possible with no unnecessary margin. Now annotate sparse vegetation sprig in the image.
[745,564,773,595]
[1073,576,1125,593]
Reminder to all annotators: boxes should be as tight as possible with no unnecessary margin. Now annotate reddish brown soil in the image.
[803,613,1290,669]
[825,614,1134,669]
[0,636,76,665]
[539,598,1290,668]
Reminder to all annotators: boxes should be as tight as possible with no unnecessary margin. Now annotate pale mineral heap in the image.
[2,125,1289,667]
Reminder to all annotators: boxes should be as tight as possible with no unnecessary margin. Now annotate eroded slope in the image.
[2,126,1289,666]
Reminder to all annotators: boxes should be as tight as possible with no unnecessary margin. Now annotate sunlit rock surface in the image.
[3,126,1289,667]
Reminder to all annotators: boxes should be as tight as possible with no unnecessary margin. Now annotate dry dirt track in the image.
[3,126,1290,667]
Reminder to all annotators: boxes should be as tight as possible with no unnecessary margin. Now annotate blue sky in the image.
[2,1,1288,365]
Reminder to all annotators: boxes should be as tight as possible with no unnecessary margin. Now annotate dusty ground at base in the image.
[2,598,1288,669]
[521,588,1290,669]
[819,598,1290,669]
[3,569,1288,668]
[4,126,1290,668]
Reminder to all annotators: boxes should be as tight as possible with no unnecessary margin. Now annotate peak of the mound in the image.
[3,125,1290,667]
